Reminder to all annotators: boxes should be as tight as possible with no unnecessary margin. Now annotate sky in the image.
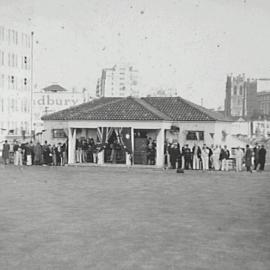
[1,0,270,108]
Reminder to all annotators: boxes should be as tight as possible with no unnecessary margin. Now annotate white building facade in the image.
[0,26,32,142]
[33,84,90,136]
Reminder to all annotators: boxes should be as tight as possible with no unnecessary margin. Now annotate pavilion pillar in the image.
[126,152,131,166]
[68,128,76,164]
[131,127,134,165]
[156,128,165,168]
[97,150,104,165]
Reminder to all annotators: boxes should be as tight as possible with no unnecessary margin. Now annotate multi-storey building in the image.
[0,26,32,142]
[257,79,270,116]
[147,88,179,97]
[224,74,258,119]
[257,91,270,115]
[96,64,139,97]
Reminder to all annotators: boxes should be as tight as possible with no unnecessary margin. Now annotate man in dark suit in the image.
[258,145,267,171]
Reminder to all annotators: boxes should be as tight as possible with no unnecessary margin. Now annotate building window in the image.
[233,86,237,95]
[0,26,4,41]
[52,129,66,138]
[238,98,241,105]
[0,51,4,65]
[0,74,4,88]
[186,131,204,141]
[239,86,243,95]
[0,98,4,112]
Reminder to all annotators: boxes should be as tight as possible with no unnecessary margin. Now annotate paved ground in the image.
[0,165,270,270]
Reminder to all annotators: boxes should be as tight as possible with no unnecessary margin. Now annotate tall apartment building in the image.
[224,74,258,118]
[96,64,139,97]
[0,26,32,142]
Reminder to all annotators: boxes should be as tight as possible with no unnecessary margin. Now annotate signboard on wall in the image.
[33,92,86,121]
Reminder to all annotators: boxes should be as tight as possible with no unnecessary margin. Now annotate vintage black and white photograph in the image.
[0,0,270,269]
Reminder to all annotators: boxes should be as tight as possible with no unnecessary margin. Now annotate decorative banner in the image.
[114,127,132,154]
[97,127,113,144]
[96,127,113,152]
[96,127,132,154]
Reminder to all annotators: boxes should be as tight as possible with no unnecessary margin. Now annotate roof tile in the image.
[41,96,231,122]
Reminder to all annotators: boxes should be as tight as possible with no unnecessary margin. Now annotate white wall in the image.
[214,122,247,148]
[44,119,243,149]
[231,121,250,136]
[43,121,68,145]
[165,121,216,147]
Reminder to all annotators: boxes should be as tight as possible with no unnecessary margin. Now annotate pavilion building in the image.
[41,96,236,168]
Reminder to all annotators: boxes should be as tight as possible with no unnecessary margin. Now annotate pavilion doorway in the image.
[104,130,126,164]
[133,129,158,165]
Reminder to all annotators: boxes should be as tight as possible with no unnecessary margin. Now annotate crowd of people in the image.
[165,142,267,172]
[1,138,267,172]
[1,140,68,166]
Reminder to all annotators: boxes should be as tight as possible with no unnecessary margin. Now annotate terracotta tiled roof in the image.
[41,96,231,122]
[143,97,231,122]
[42,97,163,121]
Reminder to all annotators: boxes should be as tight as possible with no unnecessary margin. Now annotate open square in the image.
[0,166,270,270]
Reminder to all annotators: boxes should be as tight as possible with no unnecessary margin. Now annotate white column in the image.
[156,128,165,168]
[126,152,131,166]
[131,127,134,165]
[68,128,76,164]
[97,150,104,165]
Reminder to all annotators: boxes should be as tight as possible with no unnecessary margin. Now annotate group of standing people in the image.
[75,138,98,163]
[165,141,267,172]
[1,140,68,166]
[2,139,267,172]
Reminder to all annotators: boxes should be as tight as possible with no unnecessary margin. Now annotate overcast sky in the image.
[1,0,270,108]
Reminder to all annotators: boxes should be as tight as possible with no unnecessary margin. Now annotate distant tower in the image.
[224,74,257,118]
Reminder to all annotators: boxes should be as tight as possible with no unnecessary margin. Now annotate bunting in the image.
[114,127,132,154]
[96,127,113,152]
[96,127,132,154]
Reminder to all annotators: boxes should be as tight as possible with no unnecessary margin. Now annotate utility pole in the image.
[30,31,34,139]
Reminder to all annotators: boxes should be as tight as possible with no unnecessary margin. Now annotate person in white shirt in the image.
[201,144,210,171]
[235,146,244,172]
[212,145,221,171]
